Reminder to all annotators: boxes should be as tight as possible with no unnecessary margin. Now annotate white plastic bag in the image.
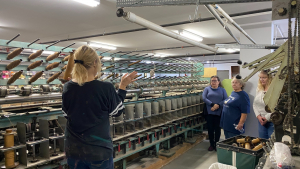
[269,142,295,169]
[209,163,237,169]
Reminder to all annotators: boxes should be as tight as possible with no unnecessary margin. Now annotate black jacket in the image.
[62,80,126,161]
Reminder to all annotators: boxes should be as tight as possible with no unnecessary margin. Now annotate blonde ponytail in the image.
[71,45,101,86]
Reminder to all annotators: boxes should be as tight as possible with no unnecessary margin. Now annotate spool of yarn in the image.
[63,52,74,80]
[46,52,61,62]
[128,60,142,67]
[47,72,62,84]
[6,59,22,70]
[252,138,261,144]
[62,55,70,62]
[46,62,60,71]
[28,49,43,61]
[27,60,43,70]
[29,71,44,83]
[4,129,16,168]
[252,143,263,151]
[7,48,24,60]
[236,136,251,144]
[245,142,251,149]
[61,65,67,70]
[7,70,23,85]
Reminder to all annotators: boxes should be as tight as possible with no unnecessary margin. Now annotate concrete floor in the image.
[162,131,225,169]
[162,140,218,169]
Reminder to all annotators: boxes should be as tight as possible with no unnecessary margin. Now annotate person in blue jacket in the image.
[203,76,227,151]
[220,75,250,139]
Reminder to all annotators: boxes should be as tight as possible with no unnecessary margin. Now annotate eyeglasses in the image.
[211,80,218,82]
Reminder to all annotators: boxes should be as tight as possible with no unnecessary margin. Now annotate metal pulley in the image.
[40,85,51,93]
[0,88,8,98]
[20,87,32,96]
[270,112,284,125]
[58,84,64,93]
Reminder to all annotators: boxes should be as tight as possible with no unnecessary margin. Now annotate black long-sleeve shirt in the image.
[62,80,126,161]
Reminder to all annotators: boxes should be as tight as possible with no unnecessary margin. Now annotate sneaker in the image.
[208,146,215,151]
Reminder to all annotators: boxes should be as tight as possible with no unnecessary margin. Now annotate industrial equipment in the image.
[0,36,208,169]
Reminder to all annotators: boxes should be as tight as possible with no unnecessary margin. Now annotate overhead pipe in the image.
[117,9,217,53]
[41,9,271,44]
[205,4,240,44]
[213,4,256,44]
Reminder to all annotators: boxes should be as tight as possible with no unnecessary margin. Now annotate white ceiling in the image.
[0,0,286,61]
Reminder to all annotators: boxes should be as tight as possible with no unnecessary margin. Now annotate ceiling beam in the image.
[120,42,236,53]
[117,0,271,7]
[168,52,240,58]
[40,8,271,44]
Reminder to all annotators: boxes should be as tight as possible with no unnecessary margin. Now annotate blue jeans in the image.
[67,157,114,169]
[224,130,240,139]
[258,121,274,139]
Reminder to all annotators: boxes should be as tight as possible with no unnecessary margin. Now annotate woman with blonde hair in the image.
[253,70,273,139]
[220,75,250,139]
[62,45,137,169]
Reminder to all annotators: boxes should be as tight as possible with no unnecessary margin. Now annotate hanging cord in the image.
[189,0,200,22]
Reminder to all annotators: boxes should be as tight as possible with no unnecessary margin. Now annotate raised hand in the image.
[119,71,138,90]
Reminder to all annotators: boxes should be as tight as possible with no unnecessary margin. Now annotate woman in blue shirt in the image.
[203,76,227,151]
[220,75,250,139]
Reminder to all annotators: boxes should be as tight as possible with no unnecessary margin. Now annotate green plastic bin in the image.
[216,135,266,169]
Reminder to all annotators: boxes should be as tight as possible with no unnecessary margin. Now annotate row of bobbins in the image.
[113,95,202,122]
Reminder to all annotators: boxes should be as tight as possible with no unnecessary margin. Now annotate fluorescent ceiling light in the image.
[102,57,111,60]
[73,0,100,7]
[174,30,203,42]
[88,42,117,50]
[154,53,167,57]
[32,50,55,55]
[207,61,209,63]
[225,48,240,53]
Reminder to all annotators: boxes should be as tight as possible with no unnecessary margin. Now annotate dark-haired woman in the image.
[220,76,250,139]
[203,76,227,151]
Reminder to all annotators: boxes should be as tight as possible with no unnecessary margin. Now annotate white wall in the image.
[240,25,273,137]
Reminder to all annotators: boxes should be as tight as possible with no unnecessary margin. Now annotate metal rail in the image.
[116,0,271,7]
[0,85,206,104]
